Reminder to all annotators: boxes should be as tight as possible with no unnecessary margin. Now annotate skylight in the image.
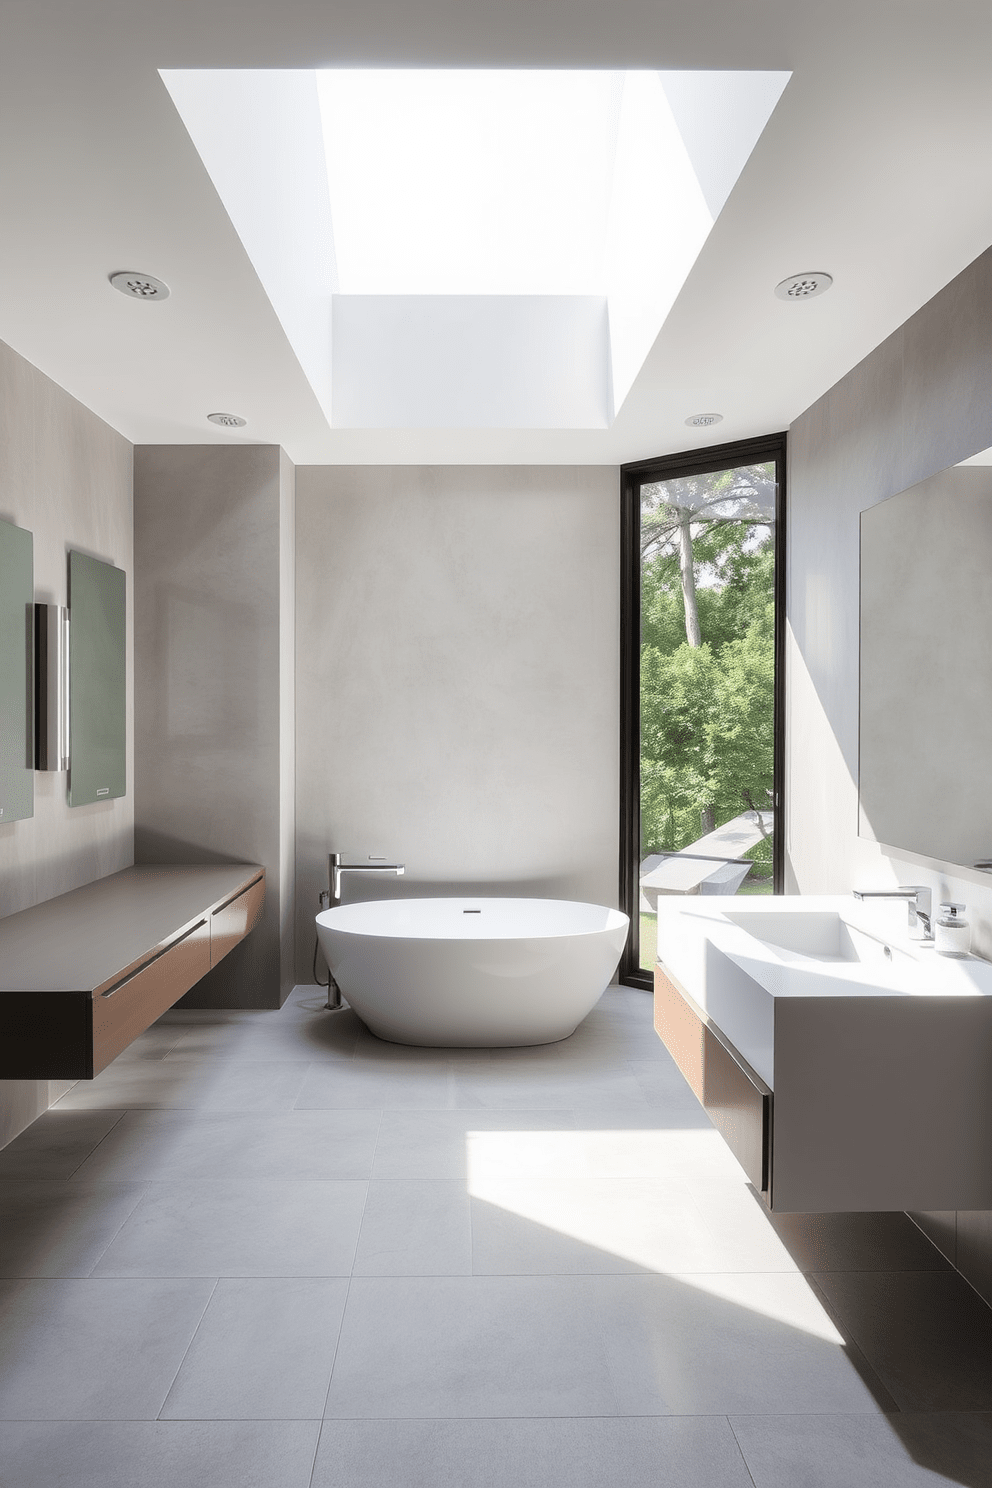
[315,70,624,295]
[161,67,790,429]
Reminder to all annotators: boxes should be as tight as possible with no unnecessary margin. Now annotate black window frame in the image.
[619,432,788,989]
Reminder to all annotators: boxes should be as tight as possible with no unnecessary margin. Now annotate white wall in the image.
[0,336,133,1145]
[786,243,992,1300]
[294,464,619,974]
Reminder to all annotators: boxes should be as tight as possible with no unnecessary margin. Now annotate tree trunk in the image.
[678,512,702,647]
[700,806,716,835]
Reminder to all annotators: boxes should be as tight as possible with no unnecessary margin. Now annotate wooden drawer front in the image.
[654,964,770,1193]
[92,921,211,1076]
[210,875,265,967]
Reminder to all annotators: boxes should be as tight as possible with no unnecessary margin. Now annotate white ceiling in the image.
[3,0,992,466]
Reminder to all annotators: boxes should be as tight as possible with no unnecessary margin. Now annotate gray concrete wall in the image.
[786,244,992,1304]
[0,336,133,1146]
[294,465,619,978]
[133,445,295,1008]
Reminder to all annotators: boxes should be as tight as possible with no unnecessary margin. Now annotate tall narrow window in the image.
[620,434,787,987]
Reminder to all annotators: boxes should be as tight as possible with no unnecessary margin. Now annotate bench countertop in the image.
[0,863,263,995]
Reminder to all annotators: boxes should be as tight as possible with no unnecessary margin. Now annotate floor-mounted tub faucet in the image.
[852,885,933,940]
[323,852,406,1010]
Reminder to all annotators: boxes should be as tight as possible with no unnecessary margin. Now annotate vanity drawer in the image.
[210,874,265,967]
[91,919,211,1076]
[654,963,770,1193]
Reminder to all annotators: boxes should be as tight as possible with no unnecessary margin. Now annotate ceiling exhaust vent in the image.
[207,412,247,428]
[109,271,170,301]
[685,413,723,428]
[774,271,833,301]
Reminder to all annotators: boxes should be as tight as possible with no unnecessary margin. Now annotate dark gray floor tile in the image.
[313,1416,754,1488]
[768,1211,953,1274]
[161,1278,349,1418]
[0,1420,320,1488]
[71,1109,381,1182]
[731,1411,992,1488]
[812,1270,992,1411]
[0,1180,146,1277]
[92,1179,367,1276]
[0,1277,214,1419]
[323,1276,618,1418]
[0,1110,125,1179]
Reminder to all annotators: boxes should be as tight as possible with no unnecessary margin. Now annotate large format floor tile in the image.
[0,1277,214,1419]
[597,1272,894,1416]
[1,980,989,1485]
[312,1416,756,1488]
[0,1180,147,1277]
[812,1270,992,1411]
[0,1110,125,1179]
[0,1421,321,1488]
[730,1411,992,1488]
[160,1277,349,1419]
[323,1276,619,1418]
[71,1109,381,1182]
[91,1179,368,1277]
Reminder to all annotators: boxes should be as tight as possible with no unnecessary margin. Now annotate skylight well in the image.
[161,67,790,430]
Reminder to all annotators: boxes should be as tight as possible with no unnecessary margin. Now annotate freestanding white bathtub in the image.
[314,897,630,1046]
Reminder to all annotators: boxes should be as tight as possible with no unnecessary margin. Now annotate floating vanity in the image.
[653,896,992,1212]
[0,864,264,1080]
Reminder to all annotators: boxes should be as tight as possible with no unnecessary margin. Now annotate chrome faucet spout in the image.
[852,885,933,940]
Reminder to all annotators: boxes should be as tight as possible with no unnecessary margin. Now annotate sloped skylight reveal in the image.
[161,68,789,430]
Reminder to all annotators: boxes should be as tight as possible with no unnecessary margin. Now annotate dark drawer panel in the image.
[92,920,211,1075]
[655,963,770,1193]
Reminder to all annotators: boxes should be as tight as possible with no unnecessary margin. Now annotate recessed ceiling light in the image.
[207,412,247,428]
[774,271,832,301]
[685,413,723,428]
[109,270,170,301]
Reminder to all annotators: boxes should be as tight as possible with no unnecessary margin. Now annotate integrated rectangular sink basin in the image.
[723,909,917,967]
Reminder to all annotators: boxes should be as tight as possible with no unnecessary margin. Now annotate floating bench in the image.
[0,863,264,1080]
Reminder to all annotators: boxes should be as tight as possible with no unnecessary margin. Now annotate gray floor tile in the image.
[371,1110,577,1184]
[354,1182,472,1275]
[163,1020,346,1063]
[110,1024,187,1061]
[53,1057,310,1111]
[452,1062,653,1111]
[812,1270,992,1411]
[0,1277,214,1419]
[0,1110,125,1179]
[91,1179,368,1276]
[161,1278,349,1419]
[470,1179,730,1275]
[296,1061,454,1110]
[71,1109,381,1182]
[768,1211,953,1274]
[0,1420,320,1488]
[730,1412,992,1488]
[598,1272,891,1415]
[0,1180,147,1277]
[313,1416,755,1488]
[323,1276,619,1418]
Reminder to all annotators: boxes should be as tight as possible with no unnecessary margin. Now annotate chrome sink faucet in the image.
[852,885,933,940]
[322,852,405,1011]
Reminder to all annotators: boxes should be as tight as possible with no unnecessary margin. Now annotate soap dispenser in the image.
[935,902,970,957]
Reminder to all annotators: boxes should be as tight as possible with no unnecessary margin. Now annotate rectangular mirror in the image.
[68,549,126,807]
[0,517,34,823]
[859,451,992,868]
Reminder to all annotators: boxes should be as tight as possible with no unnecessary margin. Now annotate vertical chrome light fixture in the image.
[34,604,70,771]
